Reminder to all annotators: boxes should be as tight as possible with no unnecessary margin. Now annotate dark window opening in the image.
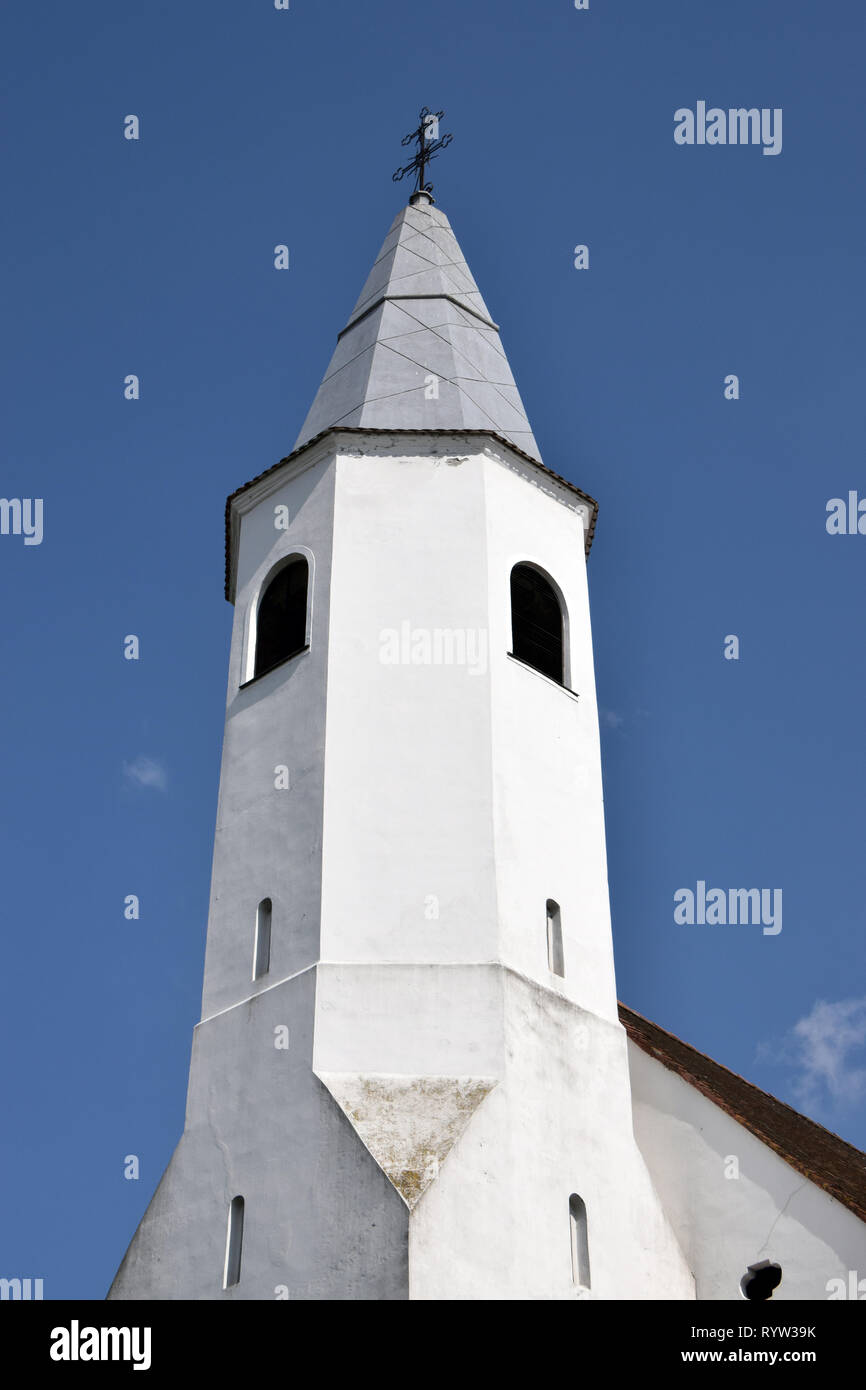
[510,564,564,684]
[254,558,308,679]
[740,1260,782,1301]
[569,1193,590,1288]
[253,898,272,980]
[547,900,565,977]
[224,1196,245,1289]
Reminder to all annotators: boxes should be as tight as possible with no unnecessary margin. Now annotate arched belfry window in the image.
[510,564,565,685]
[253,556,309,679]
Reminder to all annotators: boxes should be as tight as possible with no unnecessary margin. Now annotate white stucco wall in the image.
[320,440,497,967]
[110,968,409,1300]
[111,443,413,1299]
[410,971,694,1300]
[317,434,692,1298]
[200,444,335,1019]
[483,451,618,1023]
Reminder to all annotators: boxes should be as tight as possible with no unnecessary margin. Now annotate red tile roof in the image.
[620,1003,866,1223]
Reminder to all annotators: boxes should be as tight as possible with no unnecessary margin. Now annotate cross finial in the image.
[392,107,453,202]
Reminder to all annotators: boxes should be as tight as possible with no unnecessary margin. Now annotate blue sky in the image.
[2,0,864,1299]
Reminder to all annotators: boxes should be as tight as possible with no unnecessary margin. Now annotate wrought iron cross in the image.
[392,107,453,196]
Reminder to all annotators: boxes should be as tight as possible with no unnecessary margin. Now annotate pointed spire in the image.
[294,196,541,461]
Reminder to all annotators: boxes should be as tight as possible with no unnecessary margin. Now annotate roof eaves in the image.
[224,426,599,600]
[619,1002,866,1224]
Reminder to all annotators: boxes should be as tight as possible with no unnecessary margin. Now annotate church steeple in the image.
[104,113,866,1303]
[109,159,694,1303]
[294,192,541,461]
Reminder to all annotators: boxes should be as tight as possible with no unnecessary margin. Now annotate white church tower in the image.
[109,179,696,1301]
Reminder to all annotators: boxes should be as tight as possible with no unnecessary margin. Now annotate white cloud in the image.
[761,996,866,1112]
[123,756,168,792]
[600,708,624,729]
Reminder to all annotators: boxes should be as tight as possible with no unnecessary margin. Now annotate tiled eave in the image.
[224,426,599,601]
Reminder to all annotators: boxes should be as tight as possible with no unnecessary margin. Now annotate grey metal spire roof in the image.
[294,192,541,461]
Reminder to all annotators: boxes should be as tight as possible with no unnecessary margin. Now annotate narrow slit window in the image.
[569,1194,590,1288]
[254,556,309,679]
[547,899,564,977]
[510,563,565,685]
[253,898,272,980]
[223,1196,245,1289]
